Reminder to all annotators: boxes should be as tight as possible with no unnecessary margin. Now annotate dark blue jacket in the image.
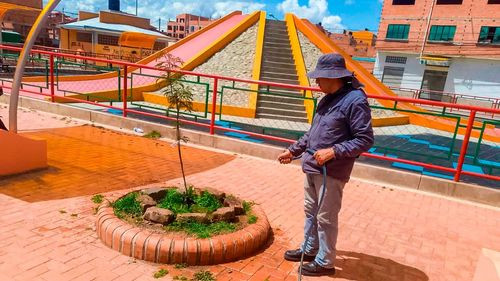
[288,85,374,182]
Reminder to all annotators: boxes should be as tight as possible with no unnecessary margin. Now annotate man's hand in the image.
[314,148,335,166]
[278,149,293,164]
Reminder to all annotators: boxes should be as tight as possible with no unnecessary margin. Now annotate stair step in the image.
[258,94,305,105]
[256,113,309,123]
[265,34,289,41]
[266,20,286,26]
[260,76,300,85]
[259,86,304,96]
[264,37,290,43]
[261,59,295,67]
[260,71,298,80]
[264,41,291,49]
[257,106,307,118]
[264,46,292,54]
[258,101,305,111]
[262,48,293,55]
[261,65,297,75]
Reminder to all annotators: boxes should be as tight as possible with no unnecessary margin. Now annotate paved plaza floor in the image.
[0,105,499,280]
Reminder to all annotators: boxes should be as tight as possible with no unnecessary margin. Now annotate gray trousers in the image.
[302,173,346,268]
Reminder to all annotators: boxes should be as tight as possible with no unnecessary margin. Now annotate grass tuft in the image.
[144,130,162,139]
[193,270,216,281]
[153,268,169,279]
[113,192,142,218]
[91,194,104,204]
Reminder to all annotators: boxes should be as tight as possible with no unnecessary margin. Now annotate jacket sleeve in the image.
[332,98,374,159]
[287,131,310,157]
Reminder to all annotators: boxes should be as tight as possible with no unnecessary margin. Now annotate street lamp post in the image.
[8,0,61,133]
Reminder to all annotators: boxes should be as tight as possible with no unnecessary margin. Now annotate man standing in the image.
[278,53,374,276]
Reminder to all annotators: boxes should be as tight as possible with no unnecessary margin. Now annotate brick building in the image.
[166,14,213,39]
[0,0,47,45]
[375,0,500,100]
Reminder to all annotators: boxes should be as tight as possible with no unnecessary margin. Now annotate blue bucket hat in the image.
[307,53,363,88]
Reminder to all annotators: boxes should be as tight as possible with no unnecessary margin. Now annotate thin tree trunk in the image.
[176,107,188,192]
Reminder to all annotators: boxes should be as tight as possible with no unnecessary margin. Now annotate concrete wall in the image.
[374,52,426,91]
[445,58,500,99]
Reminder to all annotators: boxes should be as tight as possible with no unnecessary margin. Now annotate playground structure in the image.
[0,11,498,186]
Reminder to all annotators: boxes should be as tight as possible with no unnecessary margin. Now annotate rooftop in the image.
[60,17,167,38]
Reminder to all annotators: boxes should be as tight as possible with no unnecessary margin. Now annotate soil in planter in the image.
[112,188,258,239]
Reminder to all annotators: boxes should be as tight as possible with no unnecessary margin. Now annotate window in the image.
[420,70,448,101]
[179,26,184,31]
[428,25,456,42]
[385,56,407,64]
[386,24,410,40]
[392,0,415,4]
[97,34,119,46]
[76,32,92,43]
[478,26,500,44]
[436,0,462,4]
[381,66,405,88]
[488,0,500,3]
[179,34,184,39]
[190,26,195,32]
[167,26,172,30]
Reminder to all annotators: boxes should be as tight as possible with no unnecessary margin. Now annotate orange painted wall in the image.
[0,131,47,176]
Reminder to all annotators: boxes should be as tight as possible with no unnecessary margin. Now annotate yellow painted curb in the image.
[248,11,266,118]
[286,13,313,124]
[372,115,410,127]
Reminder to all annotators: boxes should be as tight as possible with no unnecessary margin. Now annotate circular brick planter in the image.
[96,200,271,265]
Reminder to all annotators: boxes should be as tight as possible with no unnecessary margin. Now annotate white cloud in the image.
[345,0,355,5]
[277,0,345,33]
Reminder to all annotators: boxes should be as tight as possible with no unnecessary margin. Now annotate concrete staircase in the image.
[257,20,308,123]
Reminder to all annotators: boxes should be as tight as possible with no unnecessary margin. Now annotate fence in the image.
[1,44,498,187]
[390,86,499,119]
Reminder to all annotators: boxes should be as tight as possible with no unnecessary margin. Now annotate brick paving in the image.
[0,112,499,280]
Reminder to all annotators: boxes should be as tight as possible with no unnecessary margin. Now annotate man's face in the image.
[315,78,344,94]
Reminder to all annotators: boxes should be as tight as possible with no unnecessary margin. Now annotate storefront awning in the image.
[119,32,158,49]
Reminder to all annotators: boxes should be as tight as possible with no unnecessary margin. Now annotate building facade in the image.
[375,0,500,100]
[59,10,173,64]
[166,14,213,39]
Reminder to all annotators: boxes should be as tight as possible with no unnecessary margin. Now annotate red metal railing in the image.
[1,44,499,184]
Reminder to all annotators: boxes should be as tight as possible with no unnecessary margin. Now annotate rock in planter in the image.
[143,207,174,225]
[140,187,167,202]
[211,207,235,222]
[137,194,156,212]
[176,213,208,224]
[223,197,244,215]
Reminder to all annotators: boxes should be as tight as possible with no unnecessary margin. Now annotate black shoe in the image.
[284,248,316,262]
[299,261,336,276]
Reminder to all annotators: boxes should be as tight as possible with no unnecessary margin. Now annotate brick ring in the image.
[96,196,271,265]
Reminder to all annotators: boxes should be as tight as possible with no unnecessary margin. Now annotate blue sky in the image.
[45,0,383,34]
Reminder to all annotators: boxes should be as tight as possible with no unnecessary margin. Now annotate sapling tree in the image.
[156,54,193,193]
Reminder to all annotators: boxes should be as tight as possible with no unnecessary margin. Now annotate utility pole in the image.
[420,0,436,61]
[135,0,138,16]
[158,18,161,31]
